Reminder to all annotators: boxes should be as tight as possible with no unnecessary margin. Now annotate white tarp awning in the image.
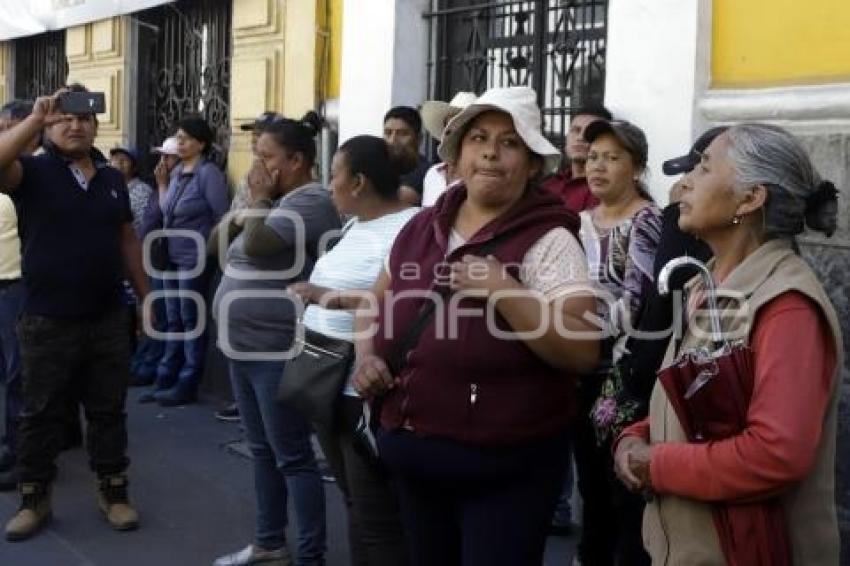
[0,0,174,41]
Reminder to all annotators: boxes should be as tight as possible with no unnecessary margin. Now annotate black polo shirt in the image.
[399,153,432,196]
[13,151,132,318]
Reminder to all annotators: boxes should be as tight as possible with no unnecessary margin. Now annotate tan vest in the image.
[643,239,843,566]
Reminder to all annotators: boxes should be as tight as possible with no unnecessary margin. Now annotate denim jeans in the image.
[130,277,166,380]
[155,266,210,393]
[17,309,131,484]
[0,280,24,455]
[229,360,326,565]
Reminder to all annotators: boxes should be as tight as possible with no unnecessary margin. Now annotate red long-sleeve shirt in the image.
[619,291,836,502]
[541,171,599,213]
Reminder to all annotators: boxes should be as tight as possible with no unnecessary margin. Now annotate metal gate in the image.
[426,0,608,147]
[135,0,232,169]
[14,31,68,101]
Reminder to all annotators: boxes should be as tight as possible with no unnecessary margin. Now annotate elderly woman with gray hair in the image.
[614,123,843,565]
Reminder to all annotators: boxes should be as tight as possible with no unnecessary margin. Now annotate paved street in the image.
[0,387,576,565]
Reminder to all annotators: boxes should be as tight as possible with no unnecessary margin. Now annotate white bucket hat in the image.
[420,91,478,141]
[151,136,179,156]
[437,86,560,175]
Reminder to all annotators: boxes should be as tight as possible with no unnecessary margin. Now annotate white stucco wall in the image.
[338,0,397,141]
[604,0,711,204]
[338,0,430,142]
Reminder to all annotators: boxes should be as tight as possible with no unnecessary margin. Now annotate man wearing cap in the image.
[110,147,153,238]
[0,85,149,540]
[542,104,613,213]
[151,136,180,174]
[420,91,477,206]
[147,135,181,223]
[230,111,283,211]
[542,103,613,538]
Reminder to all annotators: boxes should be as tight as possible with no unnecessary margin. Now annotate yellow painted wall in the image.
[713,0,850,87]
[324,0,342,99]
[230,0,321,184]
[316,0,342,100]
[0,42,11,106]
[65,17,130,154]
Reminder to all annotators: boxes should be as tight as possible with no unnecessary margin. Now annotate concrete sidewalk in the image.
[0,387,576,565]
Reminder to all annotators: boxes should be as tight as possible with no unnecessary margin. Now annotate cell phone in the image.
[58,91,106,115]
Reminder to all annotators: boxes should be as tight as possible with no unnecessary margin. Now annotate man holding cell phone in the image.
[0,83,149,541]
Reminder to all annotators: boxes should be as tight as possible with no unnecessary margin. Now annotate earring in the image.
[731,215,742,225]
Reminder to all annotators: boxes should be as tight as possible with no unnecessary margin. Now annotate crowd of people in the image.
[0,79,843,566]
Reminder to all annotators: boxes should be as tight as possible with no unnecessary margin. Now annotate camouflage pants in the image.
[16,309,130,484]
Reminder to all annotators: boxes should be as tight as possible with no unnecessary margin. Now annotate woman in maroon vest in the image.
[352,86,600,566]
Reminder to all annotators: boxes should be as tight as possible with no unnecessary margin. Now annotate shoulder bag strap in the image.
[370,231,512,424]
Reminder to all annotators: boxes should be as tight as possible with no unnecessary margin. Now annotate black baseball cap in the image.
[583,119,649,168]
[240,111,283,131]
[662,126,729,175]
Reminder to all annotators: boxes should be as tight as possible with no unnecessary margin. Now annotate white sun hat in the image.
[437,86,560,175]
[420,91,478,141]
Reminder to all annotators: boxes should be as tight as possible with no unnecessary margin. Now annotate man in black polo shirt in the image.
[383,106,431,205]
[0,86,149,541]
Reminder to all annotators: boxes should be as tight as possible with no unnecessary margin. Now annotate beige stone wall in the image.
[65,17,131,155]
[229,0,320,185]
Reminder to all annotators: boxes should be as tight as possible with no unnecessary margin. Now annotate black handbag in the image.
[150,235,170,271]
[150,174,192,271]
[278,327,355,431]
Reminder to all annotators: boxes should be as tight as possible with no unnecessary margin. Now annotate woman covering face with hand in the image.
[209,112,341,566]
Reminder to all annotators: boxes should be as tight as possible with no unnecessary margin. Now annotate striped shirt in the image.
[303,207,418,395]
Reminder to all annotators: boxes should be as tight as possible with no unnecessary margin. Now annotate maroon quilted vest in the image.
[375,184,582,445]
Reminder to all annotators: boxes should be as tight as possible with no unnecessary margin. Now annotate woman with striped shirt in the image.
[290,135,417,566]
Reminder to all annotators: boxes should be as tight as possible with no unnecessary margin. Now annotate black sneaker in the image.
[214,404,240,423]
